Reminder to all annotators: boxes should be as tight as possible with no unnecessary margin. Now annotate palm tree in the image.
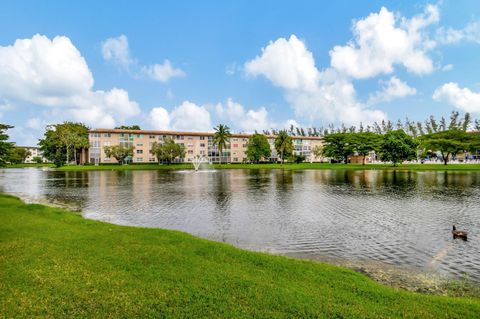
[274,130,293,164]
[213,124,231,164]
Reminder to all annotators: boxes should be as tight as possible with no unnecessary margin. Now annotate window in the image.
[103,133,111,138]
[188,150,194,154]
[137,143,143,146]
[136,134,142,138]
[233,158,238,162]
[200,143,205,147]
[200,136,205,140]
[149,158,156,162]
[103,142,111,146]
[136,157,144,162]
[149,135,156,139]
[233,144,238,148]
[136,150,143,154]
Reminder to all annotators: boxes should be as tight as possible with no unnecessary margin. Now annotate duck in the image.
[452,225,468,240]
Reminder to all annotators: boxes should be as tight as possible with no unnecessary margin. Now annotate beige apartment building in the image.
[85,128,323,164]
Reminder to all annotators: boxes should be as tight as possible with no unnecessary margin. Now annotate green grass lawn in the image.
[1,194,479,318]
[3,163,55,168]
[55,162,480,172]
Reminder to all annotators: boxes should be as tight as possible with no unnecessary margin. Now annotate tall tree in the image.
[429,115,438,133]
[373,122,382,134]
[350,132,381,165]
[322,133,354,164]
[274,130,293,164]
[0,124,14,166]
[439,117,447,131]
[39,128,65,167]
[150,138,185,164]
[114,125,141,130]
[212,124,231,164]
[104,145,135,164]
[58,123,89,164]
[378,130,418,166]
[475,119,480,131]
[462,112,471,131]
[396,120,403,130]
[246,134,271,163]
[424,120,433,134]
[312,145,324,162]
[8,147,31,164]
[416,122,425,136]
[420,129,480,165]
[449,111,460,129]
[39,122,89,166]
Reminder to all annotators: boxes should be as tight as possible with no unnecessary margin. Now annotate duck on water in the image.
[452,225,468,240]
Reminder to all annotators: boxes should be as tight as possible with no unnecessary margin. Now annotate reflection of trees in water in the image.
[424,171,477,198]
[310,169,420,197]
[273,170,294,211]
[47,171,91,188]
[43,171,90,208]
[211,171,233,242]
[309,169,479,199]
[245,169,272,192]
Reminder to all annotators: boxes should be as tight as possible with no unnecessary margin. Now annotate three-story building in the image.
[84,128,323,164]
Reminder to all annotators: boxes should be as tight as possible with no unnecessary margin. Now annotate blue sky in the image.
[1,0,480,145]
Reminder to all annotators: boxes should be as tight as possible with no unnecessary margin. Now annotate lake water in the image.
[1,167,480,283]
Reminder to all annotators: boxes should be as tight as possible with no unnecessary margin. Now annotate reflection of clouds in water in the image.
[0,168,480,283]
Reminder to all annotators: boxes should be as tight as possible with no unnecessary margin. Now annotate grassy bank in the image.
[1,194,479,318]
[56,162,480,172]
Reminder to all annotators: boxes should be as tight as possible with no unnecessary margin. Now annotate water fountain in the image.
[192,156,209,171]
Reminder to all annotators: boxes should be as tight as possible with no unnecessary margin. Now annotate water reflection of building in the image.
[84,128,323,164]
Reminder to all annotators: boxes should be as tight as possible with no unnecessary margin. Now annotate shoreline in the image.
[2,193,479,317]
[6,162,480,172]
[3,192,480,299]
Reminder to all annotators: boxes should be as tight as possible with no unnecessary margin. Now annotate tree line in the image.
[262,111,478,138]
[321,128,480,166]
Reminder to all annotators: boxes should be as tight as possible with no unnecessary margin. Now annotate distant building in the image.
[83,129,324,164]
[17,146,47,163]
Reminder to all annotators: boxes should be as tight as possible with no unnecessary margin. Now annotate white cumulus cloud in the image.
[367,76,416,105]
[244,35,387,125]
[433,83,480,113]
[102,35,185,83]
[141,60,185,82]
[330,5,438,79]
[436,21,480,45]
[101,35,134,69]
[0,34,140,128]
[216,98,275,132]
[245,35,319,91]
[148,107,171,130]
[148,101,211,132]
